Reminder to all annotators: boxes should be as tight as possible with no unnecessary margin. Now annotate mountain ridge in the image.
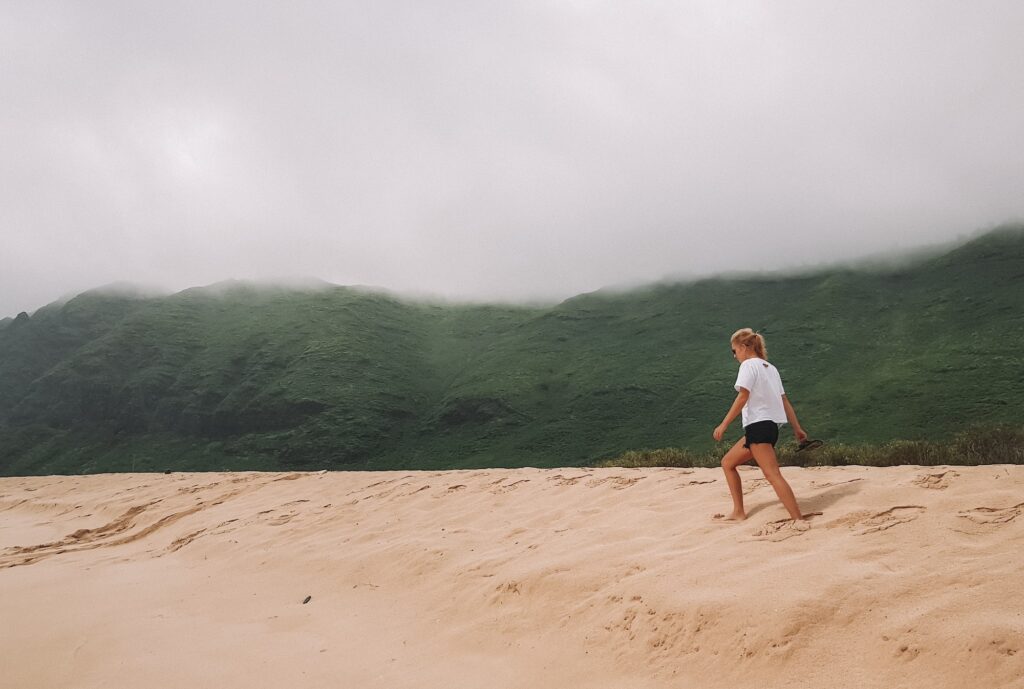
[1,224,1022,475]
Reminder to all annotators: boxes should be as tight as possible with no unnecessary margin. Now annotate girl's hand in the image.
[713,424,727,442]
[794,426,808,443]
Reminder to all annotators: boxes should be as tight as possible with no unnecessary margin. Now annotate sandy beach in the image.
[2,465,1023,689]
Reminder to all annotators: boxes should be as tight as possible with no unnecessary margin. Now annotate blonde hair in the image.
[731,328,767,359]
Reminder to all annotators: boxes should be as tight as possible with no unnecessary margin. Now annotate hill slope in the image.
[2,226,1022,474]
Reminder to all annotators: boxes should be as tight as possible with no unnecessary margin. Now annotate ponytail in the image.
[731,328,767,359]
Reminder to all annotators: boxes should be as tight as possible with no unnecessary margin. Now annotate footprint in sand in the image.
[166,528,207,553]
[809,478,864,489]
[490,479,531,494]
[346,478,397,497]
[955,502,1024,532]
[860,506,926,533]
[912,471,959,490]
[586,476,645,489]
[394,484,430,497]
[1,498,212,569]
[749,513,821,541]
[365,482,423,500]
[548,474,590,486]
[742,478,769,495]
[374,485,406,499]
[894,643,922,660]
[828,506,926,534]
[268,512,297,526]
[490,580,523,603]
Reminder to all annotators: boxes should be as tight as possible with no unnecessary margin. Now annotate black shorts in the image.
[743,420,779,449]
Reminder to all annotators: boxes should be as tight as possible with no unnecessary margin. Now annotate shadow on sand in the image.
[743,478,864,519]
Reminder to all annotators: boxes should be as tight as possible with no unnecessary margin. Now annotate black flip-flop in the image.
[796,439,824,453]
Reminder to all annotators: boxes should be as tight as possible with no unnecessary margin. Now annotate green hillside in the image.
[2,226,1022,475]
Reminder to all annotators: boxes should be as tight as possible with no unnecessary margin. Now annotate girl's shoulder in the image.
[743,357,777,375]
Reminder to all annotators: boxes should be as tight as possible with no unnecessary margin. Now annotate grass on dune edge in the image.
[601,425,1024,468]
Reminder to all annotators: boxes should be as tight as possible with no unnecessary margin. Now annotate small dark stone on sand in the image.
[302,595,312,604]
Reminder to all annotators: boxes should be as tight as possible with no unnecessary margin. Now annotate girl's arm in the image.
[713,388,749,441]
[782,394,808,442]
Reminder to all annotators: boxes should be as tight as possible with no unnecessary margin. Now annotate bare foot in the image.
[712,511,746,522]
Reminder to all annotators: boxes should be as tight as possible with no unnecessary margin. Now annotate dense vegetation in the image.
[602,425,1024,469]
[2,225,1022,475]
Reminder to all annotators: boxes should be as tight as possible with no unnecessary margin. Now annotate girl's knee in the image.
[722,454,748,470]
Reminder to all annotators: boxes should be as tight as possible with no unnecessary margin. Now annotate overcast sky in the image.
[2,1,1023,316]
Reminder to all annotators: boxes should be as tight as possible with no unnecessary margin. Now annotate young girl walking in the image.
[712,328,808,522]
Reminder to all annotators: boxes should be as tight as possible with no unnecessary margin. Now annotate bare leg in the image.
[749,443,803,521]
[714,437,753,521]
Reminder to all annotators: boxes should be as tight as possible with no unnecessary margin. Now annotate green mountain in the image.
[2,226,1022,475]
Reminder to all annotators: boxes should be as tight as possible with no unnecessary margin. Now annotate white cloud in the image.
[2,1,1023,315]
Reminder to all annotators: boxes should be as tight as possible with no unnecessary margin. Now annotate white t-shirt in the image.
[734,357,787,428]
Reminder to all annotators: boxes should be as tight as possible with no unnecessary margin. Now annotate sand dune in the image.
[2,465,1023,688]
